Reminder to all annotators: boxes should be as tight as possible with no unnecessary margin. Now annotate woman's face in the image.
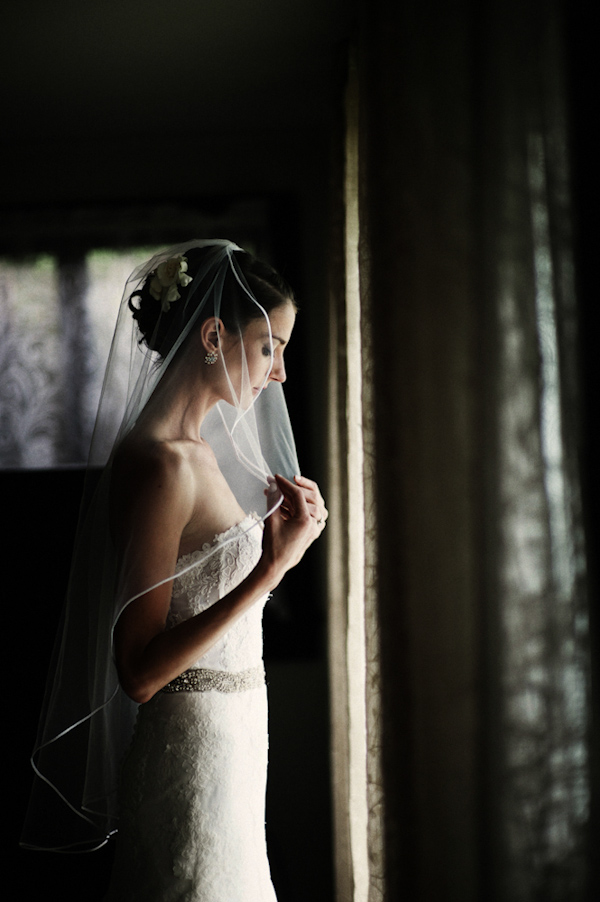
[221,300,296,407]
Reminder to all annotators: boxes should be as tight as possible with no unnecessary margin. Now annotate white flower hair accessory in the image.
[148,254,193,312]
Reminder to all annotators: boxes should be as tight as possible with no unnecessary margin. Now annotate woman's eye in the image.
[262,345,273,358]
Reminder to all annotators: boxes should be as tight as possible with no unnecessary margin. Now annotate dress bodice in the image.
[166,515,267,672]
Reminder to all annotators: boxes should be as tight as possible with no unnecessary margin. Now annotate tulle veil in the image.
[21,239,299,851]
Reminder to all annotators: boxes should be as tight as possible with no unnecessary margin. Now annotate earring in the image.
[204,351,218,365]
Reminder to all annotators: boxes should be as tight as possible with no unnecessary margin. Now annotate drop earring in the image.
[204,351,218,365]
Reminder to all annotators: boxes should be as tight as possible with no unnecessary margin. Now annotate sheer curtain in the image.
[327,1,595,899]
[480,11,590,895]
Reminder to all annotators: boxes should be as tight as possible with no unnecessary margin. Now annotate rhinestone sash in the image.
[161,665,265,694]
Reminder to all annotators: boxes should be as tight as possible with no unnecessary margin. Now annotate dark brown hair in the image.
[129,247,295,357]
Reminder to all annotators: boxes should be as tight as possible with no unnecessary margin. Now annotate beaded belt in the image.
[161,665,265,694]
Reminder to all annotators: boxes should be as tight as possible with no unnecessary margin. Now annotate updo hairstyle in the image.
[129,246,295,358]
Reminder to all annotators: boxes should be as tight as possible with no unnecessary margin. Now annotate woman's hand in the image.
[292,474,328,528]
[260,473,328,583]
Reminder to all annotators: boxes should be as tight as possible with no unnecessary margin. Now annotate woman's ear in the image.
[198,317,223,354]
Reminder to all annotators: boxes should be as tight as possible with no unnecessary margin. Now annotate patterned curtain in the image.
[0,256,62,467]
[0,249,151,468]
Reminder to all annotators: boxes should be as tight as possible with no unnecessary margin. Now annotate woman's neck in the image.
[135,354,222,445]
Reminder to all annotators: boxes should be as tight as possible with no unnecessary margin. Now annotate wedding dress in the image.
[105,515,277,902]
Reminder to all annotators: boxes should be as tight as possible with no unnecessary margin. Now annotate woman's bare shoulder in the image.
[111,436,243,555]
[113,436,196,489]
[110,439,202,542]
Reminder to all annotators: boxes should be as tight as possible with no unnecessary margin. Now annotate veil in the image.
[21,239,299,852]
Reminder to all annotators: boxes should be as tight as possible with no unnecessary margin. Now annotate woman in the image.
[22,240,327,902]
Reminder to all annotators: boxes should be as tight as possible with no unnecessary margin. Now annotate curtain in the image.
[327,1,596,899]
[479,6,590,897]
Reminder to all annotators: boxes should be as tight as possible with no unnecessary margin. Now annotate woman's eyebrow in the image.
[262,332,287,346]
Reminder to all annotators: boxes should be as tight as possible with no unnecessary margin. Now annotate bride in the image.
[22,240,327,902]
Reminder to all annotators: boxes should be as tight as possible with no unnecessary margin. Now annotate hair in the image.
[128,246,296,357]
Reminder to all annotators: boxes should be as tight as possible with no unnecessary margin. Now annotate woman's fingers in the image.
[261,473,329,579]
[266,473,328,529]
[293,474,328,527]
[265,476,295,519]
[273,474,311,518]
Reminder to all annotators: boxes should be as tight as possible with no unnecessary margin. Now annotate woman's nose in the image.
[270,356,287,383]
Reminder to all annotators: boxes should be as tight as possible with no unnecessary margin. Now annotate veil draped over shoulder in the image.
[21,239,299,851]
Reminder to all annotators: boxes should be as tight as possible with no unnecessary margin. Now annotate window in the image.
[0,247,156,467]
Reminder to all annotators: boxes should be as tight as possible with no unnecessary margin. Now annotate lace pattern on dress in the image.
[167,515,262,627]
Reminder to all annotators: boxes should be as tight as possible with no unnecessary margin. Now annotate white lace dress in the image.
[105,516,277,902]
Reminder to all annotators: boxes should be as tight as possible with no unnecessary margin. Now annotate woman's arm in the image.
[112,452,321,704]
[115,553,281,704]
